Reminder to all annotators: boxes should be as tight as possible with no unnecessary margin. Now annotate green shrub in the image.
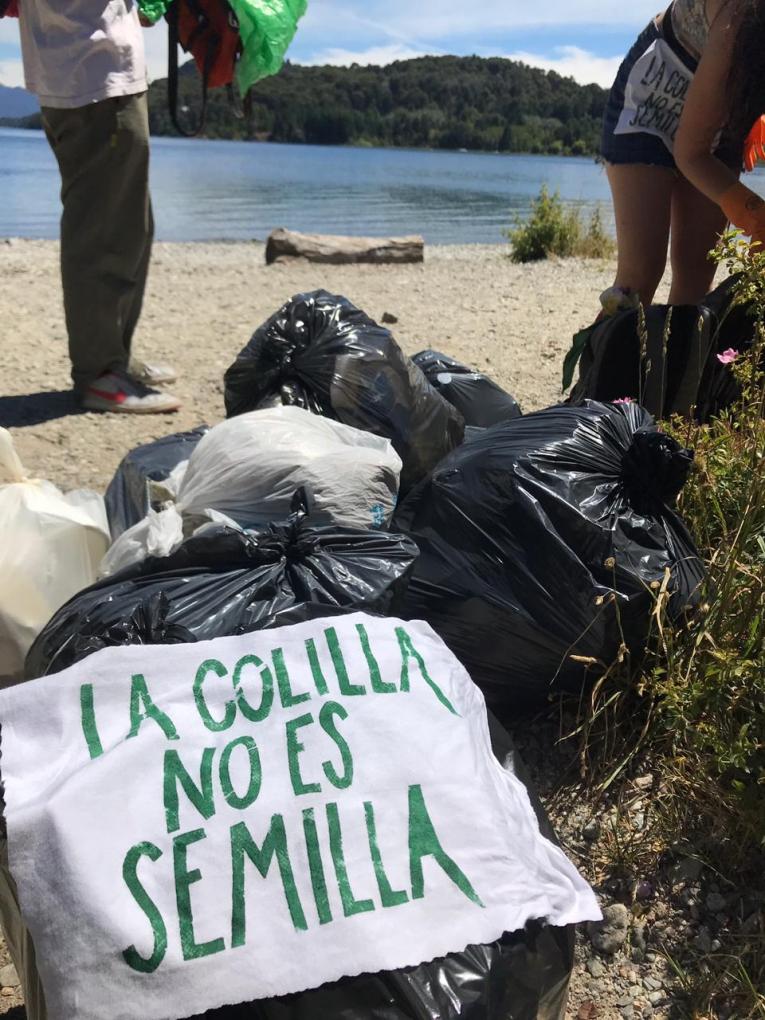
[576,205,616,260]
[506,185,615,262]
[573,233,765,1017]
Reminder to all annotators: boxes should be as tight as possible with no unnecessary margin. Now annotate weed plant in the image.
[569,234,764,1018]
[506,185,616,263]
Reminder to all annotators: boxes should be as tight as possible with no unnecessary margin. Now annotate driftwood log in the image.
[265,227,425,265]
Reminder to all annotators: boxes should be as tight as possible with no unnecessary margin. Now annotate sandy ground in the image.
[0,238,655,492]
[0,239,694,1020]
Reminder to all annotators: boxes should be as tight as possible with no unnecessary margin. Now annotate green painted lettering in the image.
[122,842,168,974]
[356,624,396,693]
[163,748,215,835]
[302,808,332,925]
[396,628,458,715]
[305,638,329,696]
[193,659,235,733]
[319,701,353,790]
[326,801,374,917]
[407,784,483,906]
[325,627,365,696]
[273,646,311,708]
[285,714,321,795]
[220,736,262,810]
[173,829,226,960]
[128,674,179,741]
[365,801,409,908]
[233,654,274,723]
[230,816,307,946]
[80,683,103,759]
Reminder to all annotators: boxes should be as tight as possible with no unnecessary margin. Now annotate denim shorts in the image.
[600,18,742,171]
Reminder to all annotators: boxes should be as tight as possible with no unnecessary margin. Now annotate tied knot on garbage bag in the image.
[223,291,464,492]
[26,502,420,679]
[394,400,705,710]
[621,428,694,513]
[70,592,196,662]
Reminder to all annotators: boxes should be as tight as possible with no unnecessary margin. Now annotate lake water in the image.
[0,127,618,245]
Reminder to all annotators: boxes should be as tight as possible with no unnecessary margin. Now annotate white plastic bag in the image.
[0,429,110,680]
[100,406,402,576]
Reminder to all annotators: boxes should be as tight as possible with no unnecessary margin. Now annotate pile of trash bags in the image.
[2,290,712,1019]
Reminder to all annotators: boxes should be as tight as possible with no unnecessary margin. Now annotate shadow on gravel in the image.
[0,391,84,428]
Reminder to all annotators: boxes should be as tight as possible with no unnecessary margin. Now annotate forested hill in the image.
[147,55,607,155]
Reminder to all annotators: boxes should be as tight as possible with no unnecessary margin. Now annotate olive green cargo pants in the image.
[41,93,154,394]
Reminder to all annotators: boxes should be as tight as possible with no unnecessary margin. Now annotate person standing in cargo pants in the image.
[13,0,181,413]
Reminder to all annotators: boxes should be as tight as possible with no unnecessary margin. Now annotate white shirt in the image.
[18,1,148,109]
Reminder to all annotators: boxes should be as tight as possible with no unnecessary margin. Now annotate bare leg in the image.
[668,175,729,304]
[606,163,676,306]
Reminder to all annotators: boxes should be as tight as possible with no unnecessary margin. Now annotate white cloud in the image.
[301,0,659,43]
[0,58,24,89]
[504,46,621,88]
[300,43,439,67]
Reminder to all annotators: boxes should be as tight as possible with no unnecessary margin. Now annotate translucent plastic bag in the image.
[100,407,402,577]
[0,429,110,680]
[229,0,307,93]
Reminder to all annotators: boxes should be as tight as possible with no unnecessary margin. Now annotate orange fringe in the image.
[744,116,765,173]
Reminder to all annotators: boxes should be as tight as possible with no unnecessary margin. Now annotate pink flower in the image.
[613,397,634,405]
[717,348,739,365]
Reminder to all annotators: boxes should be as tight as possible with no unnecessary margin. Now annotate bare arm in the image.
[673,1,739,201]
[674,0,765,242]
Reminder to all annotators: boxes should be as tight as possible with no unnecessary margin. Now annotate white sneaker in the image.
[127,359,178,386]
[80,371,181,414]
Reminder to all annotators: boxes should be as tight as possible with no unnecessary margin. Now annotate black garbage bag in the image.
[413,350,522,427]
[567,304,716,419]
[105,427,209,539]
[697,273,763,420]
[223,291,464,492]
[394,401,705,709]
[25,509,419,678]
[182,713,573,1020]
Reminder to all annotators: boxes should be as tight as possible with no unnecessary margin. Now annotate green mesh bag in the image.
[228,0,307,93]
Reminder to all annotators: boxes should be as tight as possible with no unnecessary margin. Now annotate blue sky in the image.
[1,1,664,92]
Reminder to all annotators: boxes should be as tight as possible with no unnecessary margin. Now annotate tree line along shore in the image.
[4,54,607,157]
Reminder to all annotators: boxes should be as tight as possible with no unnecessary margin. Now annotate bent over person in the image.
[16,0,181,412]
[599,0,765,312]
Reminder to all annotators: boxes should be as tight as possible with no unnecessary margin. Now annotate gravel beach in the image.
[0,237,647,492]
[0,238,713,1019]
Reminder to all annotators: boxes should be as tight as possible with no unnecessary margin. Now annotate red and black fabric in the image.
[166,0,242,136]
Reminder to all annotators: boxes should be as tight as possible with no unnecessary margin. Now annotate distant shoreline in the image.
[0,122,602,161]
